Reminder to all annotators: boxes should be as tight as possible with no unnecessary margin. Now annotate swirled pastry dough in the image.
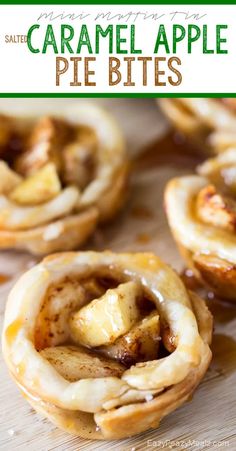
[159,98,236,154]
[0,103,127,254]
[2,251,212,439]
[165,148,236,301]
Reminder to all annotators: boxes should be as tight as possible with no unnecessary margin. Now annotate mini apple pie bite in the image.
[165,148,236,302]
[2,251,212,440]
[0,103,127,254]
[159,98,236,154]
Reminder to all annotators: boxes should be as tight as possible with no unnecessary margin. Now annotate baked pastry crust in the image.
[165,149,236,301]
[0,103,127,254]
[2,251,212,440]
[159,98,236,154]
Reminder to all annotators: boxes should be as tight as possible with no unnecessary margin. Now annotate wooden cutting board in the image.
[0,99,236,451]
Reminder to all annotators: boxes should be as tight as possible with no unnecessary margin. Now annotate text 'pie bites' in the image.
[0,103,128,254]
[165,148,236,302]
[2,251,212,440]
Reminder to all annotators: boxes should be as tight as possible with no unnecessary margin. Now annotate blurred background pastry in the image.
[159,98,236,155]
[165,148,236,302]
[0,102,128,254]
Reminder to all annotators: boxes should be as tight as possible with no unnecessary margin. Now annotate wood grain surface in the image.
[0,99,235,451]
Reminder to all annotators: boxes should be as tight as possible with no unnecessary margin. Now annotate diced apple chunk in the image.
[62,142,94,190]
[62,126,97,189]
[15,116,72,176]
[196,184,236,232]
[9,163,61,205]
[69,281,141,348]
[40,345,125,381]
[98,312,160,365]
[0,160,22,194]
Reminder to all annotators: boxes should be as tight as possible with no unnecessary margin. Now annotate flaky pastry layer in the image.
[0,103,127,254]
[2,251,212,439]
[165,149,236,301]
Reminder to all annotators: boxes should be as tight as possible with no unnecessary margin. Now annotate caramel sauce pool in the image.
[181,268,236,372]
[0,273,10,285]
[211,333,236,374]
[134,130,203,171]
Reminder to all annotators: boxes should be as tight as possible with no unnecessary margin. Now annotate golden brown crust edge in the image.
[11,291,212,440]
[2,252,212,440]
[164,173,236,303]
[0,103,128,255]
[0,208,98,255]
